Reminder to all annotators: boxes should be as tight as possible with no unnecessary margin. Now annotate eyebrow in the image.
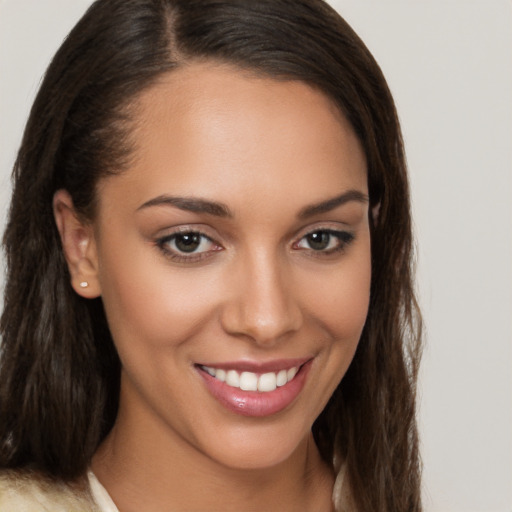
[137,189,369,219]
[297,189,369,219]
[137,195,232,217]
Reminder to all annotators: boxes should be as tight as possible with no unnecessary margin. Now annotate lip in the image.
[195,357,310,374]
[196,358,313,417]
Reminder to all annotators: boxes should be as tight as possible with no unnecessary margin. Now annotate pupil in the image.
[307,231,330,250]
[175,233,201,253]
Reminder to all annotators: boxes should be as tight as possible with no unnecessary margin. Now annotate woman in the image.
[0,0,422,510]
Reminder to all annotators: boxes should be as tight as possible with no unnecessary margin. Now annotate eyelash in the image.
[293,229,355,256]
[155,228,355,263]
[156,231,221,263]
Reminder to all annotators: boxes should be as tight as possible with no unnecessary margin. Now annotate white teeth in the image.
[225,370,240,387]
[287,367,298,381]
[239,372,258,391]
[202,365,300,393]
[276,369,287,387]
[258,372,277,392]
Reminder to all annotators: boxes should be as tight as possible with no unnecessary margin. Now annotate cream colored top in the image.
[0,467,354,511]
[88,472,119,512]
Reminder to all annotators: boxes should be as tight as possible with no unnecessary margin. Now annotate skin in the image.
[54,62,371,512]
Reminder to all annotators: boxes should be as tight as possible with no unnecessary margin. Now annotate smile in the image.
[199,365,299,393]
[197,359,312,417]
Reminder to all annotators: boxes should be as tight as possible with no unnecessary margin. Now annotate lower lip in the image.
[197,361,312,417]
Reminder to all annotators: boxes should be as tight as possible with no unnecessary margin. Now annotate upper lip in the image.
[195,357,311,373]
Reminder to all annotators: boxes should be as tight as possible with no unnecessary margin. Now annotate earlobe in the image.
[53,190,101,298]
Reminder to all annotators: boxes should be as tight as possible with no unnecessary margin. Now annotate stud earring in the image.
[79,281,89,288]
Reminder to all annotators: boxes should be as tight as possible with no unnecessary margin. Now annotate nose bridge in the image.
[221,246,302,345]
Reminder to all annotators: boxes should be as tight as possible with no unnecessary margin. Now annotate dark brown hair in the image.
[0,1,422,510]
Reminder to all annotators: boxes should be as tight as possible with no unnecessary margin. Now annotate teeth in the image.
[287,367,298,380]
[239,372,258,391]
[258,372,277,392]
[202,365,300,393]
[225,370,240,387]
[276,369,287,387]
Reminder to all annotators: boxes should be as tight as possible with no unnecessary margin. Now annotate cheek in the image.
[96,240,222,355]
[299,250,371,342]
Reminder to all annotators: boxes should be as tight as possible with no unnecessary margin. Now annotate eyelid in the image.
[155,227,223,263]
[291,225,355,255]
[153,223,219,243]
[292,221,353,241]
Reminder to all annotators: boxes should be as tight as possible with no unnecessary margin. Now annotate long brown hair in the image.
[0,1,422,510]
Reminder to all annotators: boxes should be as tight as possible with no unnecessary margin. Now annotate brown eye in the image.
[174,233,202,253]
[305,231,331,251]
[158,231,218,258]
[295,229,355,253]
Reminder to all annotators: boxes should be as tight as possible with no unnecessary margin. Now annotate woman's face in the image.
[85,63,371,470]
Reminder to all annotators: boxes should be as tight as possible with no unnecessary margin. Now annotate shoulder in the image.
[0,469,103,512]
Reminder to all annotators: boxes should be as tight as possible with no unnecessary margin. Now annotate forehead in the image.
[99,62,367,215]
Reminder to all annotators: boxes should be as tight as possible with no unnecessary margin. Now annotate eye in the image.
[294,229,354,254]
[156,231,221,262]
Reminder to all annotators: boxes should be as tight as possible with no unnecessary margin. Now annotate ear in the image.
[53,190,101,298]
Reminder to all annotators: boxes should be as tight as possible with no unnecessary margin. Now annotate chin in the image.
[196,418,314,472]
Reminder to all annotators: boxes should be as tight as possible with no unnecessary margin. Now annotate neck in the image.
[92,402,334,512]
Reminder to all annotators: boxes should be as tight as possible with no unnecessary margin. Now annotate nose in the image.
[220,251,303,347]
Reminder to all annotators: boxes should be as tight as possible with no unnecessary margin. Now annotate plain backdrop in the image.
[1,1,511,511]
